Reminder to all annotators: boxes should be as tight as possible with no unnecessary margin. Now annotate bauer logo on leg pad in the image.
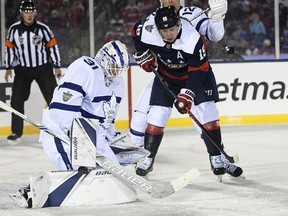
[71,118,97,168]
[72,137,78,160]
[100,159,153,192]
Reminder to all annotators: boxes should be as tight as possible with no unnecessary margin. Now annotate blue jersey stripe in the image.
[80,109,115,124]
[59,82,86,97]
[49,102,81,112]
[80,109,105,123]
[92,95,122,103]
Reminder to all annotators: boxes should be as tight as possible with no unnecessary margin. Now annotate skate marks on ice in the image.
[1,125,288,216]
[185,173,288,215]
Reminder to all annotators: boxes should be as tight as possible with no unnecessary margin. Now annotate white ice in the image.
[1,124,288,216]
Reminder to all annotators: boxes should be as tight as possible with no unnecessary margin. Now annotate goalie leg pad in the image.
[71,118,100,169]
[23,169,137,208]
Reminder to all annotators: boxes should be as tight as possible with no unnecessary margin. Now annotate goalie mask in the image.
[96,40,129,86]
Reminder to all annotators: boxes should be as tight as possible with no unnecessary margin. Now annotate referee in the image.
[4,0,62,145]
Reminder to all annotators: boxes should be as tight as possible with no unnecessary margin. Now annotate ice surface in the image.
[1,125,288,216]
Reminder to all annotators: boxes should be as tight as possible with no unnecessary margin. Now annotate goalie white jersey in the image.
[48,56,124,134]
[39,56,125,170]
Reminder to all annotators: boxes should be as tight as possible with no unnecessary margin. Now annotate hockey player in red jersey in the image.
[131,6,243,178]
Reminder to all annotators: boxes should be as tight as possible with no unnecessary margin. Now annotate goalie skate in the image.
[10,186,32,208]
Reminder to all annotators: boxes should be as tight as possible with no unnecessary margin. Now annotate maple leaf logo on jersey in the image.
[145,25,154,33]
[63,91,73,102]
[101,92,118,129]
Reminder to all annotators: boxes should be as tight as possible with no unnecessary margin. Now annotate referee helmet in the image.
[19,1,36,13]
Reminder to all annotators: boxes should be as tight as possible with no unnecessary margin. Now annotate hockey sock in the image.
[144,124,164,158]
[202,128,223,156]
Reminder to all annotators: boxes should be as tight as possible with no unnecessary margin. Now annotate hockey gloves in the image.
[133,49,156,72]
[207,0,228,22]
[175,88,195,114]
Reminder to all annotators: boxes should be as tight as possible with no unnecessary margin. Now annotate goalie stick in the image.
[0,100,200,198]
[149,66,239,164]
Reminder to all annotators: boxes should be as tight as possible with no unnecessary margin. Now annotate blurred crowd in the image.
[4,0,288,65]
[6,0,88,30]
[224,0,288,57]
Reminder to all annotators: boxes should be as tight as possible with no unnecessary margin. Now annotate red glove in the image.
[175,88,195,114]
[133,50,156,72]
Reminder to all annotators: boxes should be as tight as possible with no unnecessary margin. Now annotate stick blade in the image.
[171,168,200,192]
[227,154,239,163]
[233,154,239,163]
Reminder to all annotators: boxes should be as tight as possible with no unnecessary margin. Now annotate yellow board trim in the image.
[1,114,288,136]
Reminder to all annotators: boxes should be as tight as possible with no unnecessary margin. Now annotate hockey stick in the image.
[187,7,211,22]
[149,66,239,163]
[0,100,200,198]
[0,101,68,141]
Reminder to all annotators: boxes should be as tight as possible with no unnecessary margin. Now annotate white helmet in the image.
[96,40,129,86]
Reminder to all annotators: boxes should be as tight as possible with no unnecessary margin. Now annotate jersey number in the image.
[84,58,98,70]
[182,7,195,16]
[199,45,206,60]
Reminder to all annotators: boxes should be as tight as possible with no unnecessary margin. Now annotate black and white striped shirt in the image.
[5,19,61,69]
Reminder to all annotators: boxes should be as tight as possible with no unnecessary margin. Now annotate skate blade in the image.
[217,174,246,182]
[8,139,21,145]
[230,175,246,180]
[216,175,223,182]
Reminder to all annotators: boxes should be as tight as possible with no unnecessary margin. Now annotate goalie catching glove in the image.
[207,0,228,22]
[175,88,195,114]
[133,49,156,72]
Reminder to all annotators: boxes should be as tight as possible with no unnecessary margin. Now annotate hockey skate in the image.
[209,155,226,175]
[10,186,32,208]
[221,154,243,178]
[135,157,154,176]
[7,133,21,145]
